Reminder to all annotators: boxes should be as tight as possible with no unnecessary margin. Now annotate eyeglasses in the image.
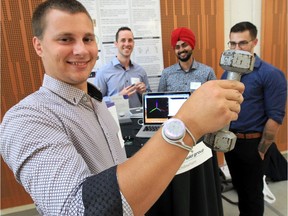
[227,40,253,49]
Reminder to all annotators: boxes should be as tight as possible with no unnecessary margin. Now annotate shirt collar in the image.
[253,54,261,69]
[112,56,134,67]
[42,74,102,105]
[177,59,199,72]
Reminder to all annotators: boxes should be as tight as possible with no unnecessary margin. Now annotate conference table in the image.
[121,118,224,216]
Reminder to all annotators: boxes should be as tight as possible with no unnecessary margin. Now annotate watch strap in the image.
[161,119,196,152]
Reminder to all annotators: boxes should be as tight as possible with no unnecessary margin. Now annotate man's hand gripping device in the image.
[203,50,255,152]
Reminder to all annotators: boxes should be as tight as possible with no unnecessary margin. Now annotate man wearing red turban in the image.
[158,27,216,93]
[171,27,196,50]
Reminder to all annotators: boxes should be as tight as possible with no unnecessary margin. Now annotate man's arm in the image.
[259,64,287,158]
[135,82,147,94]
[1,106,90,215]
[208,68,217,80]
[157,72,167,92]
[117,80,244,215]
[133,72,151,95]
[258,118,281,158]
[142,72,152,93]
[94,69,108,96]
[119,84,137,97]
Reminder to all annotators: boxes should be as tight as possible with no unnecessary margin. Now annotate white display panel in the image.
[80,0,164,86]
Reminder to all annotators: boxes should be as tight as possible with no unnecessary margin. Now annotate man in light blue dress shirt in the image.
[95,27,151,108]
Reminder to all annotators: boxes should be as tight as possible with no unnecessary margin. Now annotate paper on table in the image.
[110,95,130,114]
[107,104,125,148]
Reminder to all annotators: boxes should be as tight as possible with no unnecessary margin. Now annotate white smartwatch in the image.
[162,118,196,151]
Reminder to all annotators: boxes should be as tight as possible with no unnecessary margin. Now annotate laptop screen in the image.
[142,92,191,124]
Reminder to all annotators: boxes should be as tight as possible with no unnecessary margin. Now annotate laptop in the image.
[136,92,191,138]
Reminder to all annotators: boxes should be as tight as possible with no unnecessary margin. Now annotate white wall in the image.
[224,0,262,56]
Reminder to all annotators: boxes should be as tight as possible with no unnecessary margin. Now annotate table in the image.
[122,118,224,216]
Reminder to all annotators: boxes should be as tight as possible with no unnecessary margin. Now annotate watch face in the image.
[163,119,185,140]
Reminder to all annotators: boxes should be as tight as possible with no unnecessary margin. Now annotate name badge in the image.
[131,77,140,84]
[190,82,201,90]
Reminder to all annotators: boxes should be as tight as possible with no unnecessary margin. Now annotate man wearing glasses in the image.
[222,21,287,216]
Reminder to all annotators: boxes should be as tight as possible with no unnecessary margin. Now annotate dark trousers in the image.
[224,138,271,216]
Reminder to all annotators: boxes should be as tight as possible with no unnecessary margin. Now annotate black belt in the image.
[235,132,262,139]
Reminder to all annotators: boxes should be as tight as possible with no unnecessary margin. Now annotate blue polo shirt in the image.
[221,55,287,133]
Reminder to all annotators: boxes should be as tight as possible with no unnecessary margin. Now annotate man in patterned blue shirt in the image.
[0,1,245,215]
[158,27,216,92]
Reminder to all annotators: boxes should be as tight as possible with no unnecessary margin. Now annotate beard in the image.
[177,50,192,62]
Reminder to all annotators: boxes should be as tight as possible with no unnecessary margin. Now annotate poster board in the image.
[81,0,163,92]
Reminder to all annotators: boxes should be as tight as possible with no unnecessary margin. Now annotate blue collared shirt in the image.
[95,56,151,108]
[158,60,216,92]
[221,55,287,133]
